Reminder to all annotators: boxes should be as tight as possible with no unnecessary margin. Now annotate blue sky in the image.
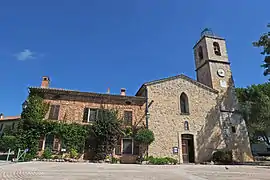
[0,0,269,115]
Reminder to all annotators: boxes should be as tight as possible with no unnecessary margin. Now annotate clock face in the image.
[217,69,225,77]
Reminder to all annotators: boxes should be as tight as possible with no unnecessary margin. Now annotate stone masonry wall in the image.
[43,98,146,127]
[146,77,222,163]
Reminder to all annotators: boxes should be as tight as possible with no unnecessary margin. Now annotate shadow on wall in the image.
[196,76,253,163]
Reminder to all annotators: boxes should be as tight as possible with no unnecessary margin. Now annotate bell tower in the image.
[193,28,232,93]
[193,29,254,162]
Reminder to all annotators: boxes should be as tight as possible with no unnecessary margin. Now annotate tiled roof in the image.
[29,87,146,105]
[136,74,218,96]
[0,115,21,121]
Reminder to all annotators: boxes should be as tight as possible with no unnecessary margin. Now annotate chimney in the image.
[41,76,50,88]
[120,88,126,96]
[0,113,3,119]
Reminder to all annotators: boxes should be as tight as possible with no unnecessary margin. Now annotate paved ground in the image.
[0,162,270,180]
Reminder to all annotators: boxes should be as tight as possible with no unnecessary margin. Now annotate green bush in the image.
[148,156,178,165]
[143,155,153,161]
[42,148,52,159]
[149,157,168,165]
[134,129,155,145]
[70,148,78,159]
[212,150,233,164]
[165,157,178,165]
[111,157,119,164]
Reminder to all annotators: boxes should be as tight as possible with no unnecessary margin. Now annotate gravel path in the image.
[0,162,269,180]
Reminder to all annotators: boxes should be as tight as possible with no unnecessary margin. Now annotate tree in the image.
[134,128,154,145]
[89,109,123,160]
[253,24,270,78]
[0,136,17,152]
[236,83,270,145]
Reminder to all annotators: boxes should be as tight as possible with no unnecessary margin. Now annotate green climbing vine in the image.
[4,92,90,160]
[1,91,155,162]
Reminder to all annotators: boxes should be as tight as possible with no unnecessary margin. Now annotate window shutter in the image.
[49,105,55,119]
[89,109,98,121]
[38,136,44,150]
[53,105,60,120]
[53,137,60,151]
[115,138,121,155]
[133,141,139,155]
[49,105,60,120]
[83,108,89,122]
[124,111,132,126]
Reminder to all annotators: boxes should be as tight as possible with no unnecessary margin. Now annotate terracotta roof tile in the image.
[0,115,21,121]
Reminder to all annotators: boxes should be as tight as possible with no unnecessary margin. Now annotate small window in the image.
[124,111,132,126]
[123,139,133,154]
[180,93,189,114]
[198,46,203,60]
[184,121,189,131]
[83,108,99,122]
[0,124,3,131]
[49,105,60,120]
[213,42,221,56]
[231,126,236,133]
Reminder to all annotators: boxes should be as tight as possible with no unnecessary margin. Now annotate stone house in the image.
[0,113,20,135]
[26,30,253,163]
[30,78,146,162]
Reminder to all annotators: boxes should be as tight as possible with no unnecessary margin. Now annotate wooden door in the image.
[182,139,189,163]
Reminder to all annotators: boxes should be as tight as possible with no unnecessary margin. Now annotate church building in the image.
[28,30,253,163]
[136,30,253,163]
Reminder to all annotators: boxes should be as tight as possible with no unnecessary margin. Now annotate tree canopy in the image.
[253,24,270,78]
[236,83,270,145]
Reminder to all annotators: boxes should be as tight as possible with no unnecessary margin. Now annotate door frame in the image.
[181,134,195,163]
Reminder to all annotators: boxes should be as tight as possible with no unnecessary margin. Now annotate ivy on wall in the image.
[1,92,155,162]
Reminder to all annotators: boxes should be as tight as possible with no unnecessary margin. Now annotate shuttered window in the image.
[124,111,132,126]
[82,108,99,122]
[49,105,60,120]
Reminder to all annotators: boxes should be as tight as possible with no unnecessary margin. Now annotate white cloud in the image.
[15,49,36,61]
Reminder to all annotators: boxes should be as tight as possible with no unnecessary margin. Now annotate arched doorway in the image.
[181,134,195,163]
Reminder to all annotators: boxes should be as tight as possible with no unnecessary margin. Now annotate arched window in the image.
[213,42,221,56]
[198,46,203,60]
[184,121,189,131]
[180,93,189,114]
